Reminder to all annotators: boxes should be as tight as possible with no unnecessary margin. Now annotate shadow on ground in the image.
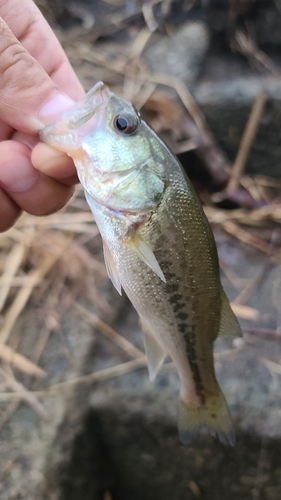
[58,408,281,500]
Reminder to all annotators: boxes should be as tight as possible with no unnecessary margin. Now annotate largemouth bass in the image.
[40,82,241,445]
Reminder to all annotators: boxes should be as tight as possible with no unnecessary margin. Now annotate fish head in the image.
[40,82,111,156]
[40,82,166,212]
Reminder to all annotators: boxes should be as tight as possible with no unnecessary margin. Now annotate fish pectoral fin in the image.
[218,288,242,338]
[103,243,122,295]
[140,316,167,381]
[125,235,166,283]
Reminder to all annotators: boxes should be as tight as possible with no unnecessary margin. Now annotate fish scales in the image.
[106,172,221,403]
[40,82,241,446]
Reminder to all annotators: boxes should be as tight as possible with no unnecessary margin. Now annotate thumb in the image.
[0,17,76,134]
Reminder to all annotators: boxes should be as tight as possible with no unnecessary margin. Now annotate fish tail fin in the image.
[178,389,235,446]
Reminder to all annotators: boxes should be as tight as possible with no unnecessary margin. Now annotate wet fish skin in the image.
[40,82,241,445]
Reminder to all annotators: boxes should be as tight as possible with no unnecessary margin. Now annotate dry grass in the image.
[0,188,109,423]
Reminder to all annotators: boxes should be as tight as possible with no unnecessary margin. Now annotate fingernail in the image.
[38,92,75,126]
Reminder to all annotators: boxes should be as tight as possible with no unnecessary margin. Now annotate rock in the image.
[207,0,281,49]
[143,22,210,85]
[0,309,96,500]
[194,76,281,178]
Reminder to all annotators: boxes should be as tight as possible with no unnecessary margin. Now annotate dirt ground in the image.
[2,1,281,499]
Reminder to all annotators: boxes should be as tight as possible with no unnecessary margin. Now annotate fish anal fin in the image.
[140,316,167,381]
[103,243,122,295]
[178,388,235,446]
[218,288,242,338]
[125,234,166,283]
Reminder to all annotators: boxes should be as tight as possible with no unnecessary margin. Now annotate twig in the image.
[48,357,148,390]
[222,221,271,253]
[230,303,260,321]
[147,72,207,132]
[0,401,20,431]
[30,317,58,368]
[205,204,281,226]
[130,27,153,57]
[143,91,231,186]
[16,212,96,228]
[233,262,272,306]
[75,302,145,359]
[0,242,27,312]
[0,236,73,345]
[189,480,202,498]
[227,90,267,193]
[261,358,281,376]
[142,1,158,32]
[234,29,281,76]
[244,328,281,340]
[0,344,46,378]
[219,258,247,290]
[0,368,49,420]
[0,348,242,401]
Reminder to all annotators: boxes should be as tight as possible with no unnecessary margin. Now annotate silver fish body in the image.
[40,82,241,445]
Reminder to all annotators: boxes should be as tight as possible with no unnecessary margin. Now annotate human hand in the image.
[0,0,84,232]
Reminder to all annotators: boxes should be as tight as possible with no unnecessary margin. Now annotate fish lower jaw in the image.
[85,190,153,219]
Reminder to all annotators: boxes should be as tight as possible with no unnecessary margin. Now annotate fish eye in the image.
[113,113,139,135]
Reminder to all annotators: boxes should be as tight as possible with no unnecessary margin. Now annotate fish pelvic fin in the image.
[103,242,122,295]
[140,316,167,381]
[125,235,166,283]
[178,388,235,446]
[218,288,242,338]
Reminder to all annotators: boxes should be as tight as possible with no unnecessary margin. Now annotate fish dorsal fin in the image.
[103,243,122,295]
[140,316,167,381]
[218,288,242,338]
[125,235,166,283]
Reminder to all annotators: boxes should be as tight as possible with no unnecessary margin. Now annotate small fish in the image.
[40,82,241,445]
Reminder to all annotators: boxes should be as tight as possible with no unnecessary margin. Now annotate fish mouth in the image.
[66,82,112,130]
[40,81,112,138]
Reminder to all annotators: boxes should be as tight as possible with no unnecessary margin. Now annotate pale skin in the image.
[0,0,84,232]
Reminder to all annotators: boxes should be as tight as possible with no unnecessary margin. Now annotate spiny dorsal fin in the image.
[218,288,242,338]
[140,316,167,381]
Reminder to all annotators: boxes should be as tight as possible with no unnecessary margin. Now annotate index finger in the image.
[0,0,84,100]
